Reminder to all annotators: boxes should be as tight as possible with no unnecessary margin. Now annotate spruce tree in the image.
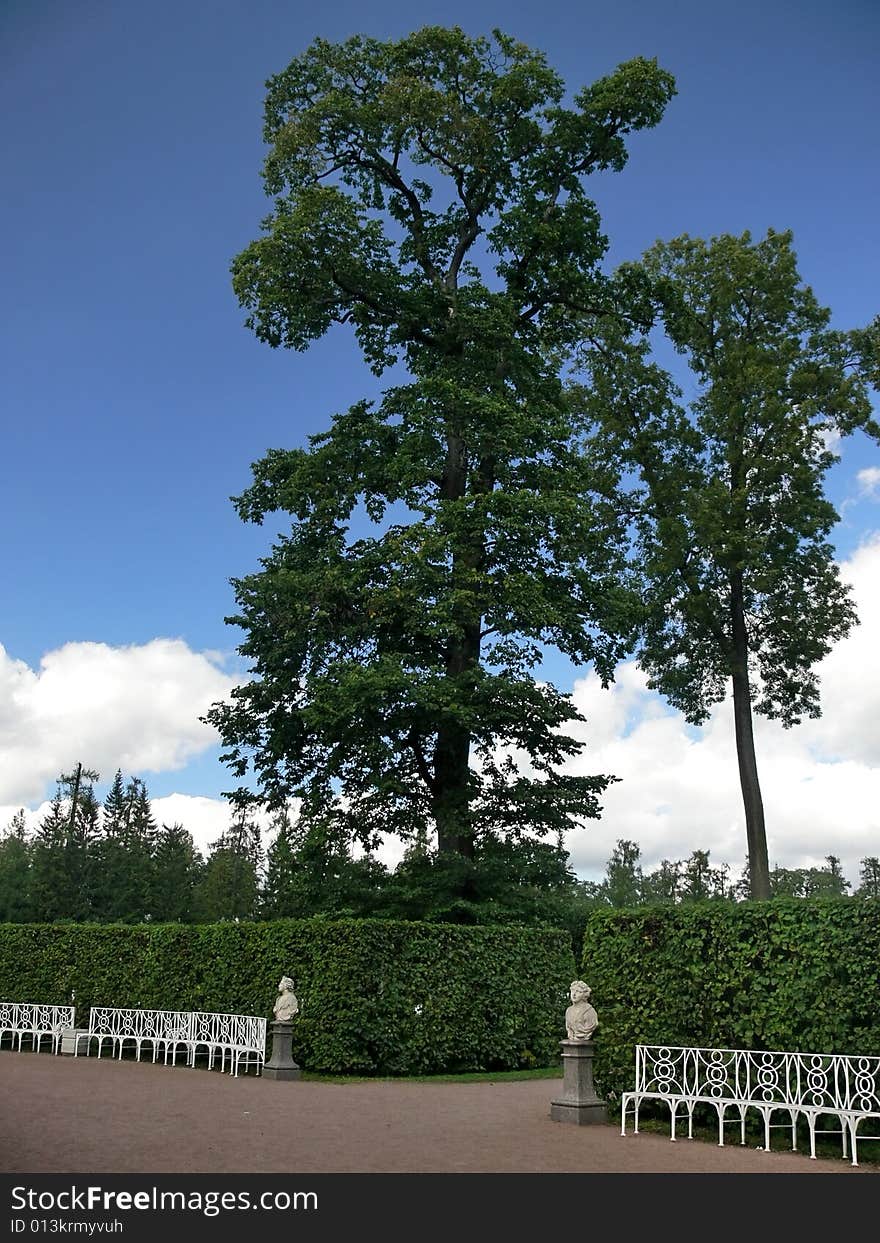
[0,810,33,922]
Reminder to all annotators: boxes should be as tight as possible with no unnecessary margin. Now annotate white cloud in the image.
[0,638,236,807]
[148,794,235,856]
[561,535,880,888]
[856,466,880,500]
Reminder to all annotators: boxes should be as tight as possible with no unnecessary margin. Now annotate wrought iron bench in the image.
[75,1007,266,1076]
[620,1043,880,1166]
[0,1002,74,1054]
[187,1010,267,1076]
[73,1007,193,1063]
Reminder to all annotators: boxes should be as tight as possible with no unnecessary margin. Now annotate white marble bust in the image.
[565,980,598,1041]
[273,976,299,1023]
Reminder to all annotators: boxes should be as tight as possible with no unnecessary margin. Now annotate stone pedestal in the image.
[59,1028,89,1056]
[262,1021,301,1081]
[550,1039,607,1125]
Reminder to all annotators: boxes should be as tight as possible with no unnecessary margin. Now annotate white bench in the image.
[75,1007,266,1076]
[74,1007,192,1063]
[0,1002,74,1054]
[621,1043,880,1166]
[187,1010,267,1076]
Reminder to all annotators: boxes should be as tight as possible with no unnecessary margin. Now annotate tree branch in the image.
[407,728,437,796]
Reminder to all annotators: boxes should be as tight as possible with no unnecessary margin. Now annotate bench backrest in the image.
[87,1006,266,1052]
[0,1002,75,1033]
[189,1010,266,1052]
[633,1044,880,1113]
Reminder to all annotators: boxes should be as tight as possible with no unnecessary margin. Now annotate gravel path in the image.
[0,1051,871,1174]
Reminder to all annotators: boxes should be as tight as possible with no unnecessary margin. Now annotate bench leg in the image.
[848,1118,859,1167]
[620,1094,630,1136]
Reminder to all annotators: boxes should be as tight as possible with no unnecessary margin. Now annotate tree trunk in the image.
[433,602,481,859]
[66,762,82,840]
[730,574,771,900]
[433,720,475,858]
[432,429,486,858]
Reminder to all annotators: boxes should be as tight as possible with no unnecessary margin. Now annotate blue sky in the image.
[2,0,878,880]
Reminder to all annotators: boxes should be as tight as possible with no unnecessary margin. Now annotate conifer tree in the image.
[150,822,203,922]
[0,810,33,922]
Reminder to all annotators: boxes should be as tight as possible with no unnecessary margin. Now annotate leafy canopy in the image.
[207,27,676,851]
[579,229,880,727]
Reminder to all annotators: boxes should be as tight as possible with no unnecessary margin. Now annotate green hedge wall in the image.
[581,898,880,1100]
[0,918,575,1074]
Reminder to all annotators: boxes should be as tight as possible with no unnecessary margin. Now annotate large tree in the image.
[29,765,101,920]
[579,230,879,898]
[207,26,675,858]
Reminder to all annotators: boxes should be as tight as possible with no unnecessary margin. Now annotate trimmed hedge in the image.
[0,918,575,1074]
[581,898,880,1100]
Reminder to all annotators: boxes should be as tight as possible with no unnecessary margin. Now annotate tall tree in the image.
[678,849,731,902]
[92,773,156,922]
[641,858,683,905]
[206,26,675,860]
[856,857,880,900]
[101,769,128,838]
[579,230,879,898]
[595,838,644,907]
[30,766,101,920]
[194,808,262,922]
[0,810,33,922]
[260,810,301,919]
[150,822,203,922]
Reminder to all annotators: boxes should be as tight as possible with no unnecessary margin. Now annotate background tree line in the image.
[2,765,877,942]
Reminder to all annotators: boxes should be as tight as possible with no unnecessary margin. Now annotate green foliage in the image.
[207,27,677,855]
[581,898,880,1099]
[856,857,880,900]
[584,839,733,907]
[29,767,101,921]
[577,230,880,897]
[261,813,387,920]
[0,919,575,1075]
[150,823,204,922]
[192,809,262,922]
[0,812,33,923]
[91,774,155,922]
[376,835,593,942]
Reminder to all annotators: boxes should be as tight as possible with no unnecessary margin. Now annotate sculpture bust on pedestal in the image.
[551,980,606,1125]
[264,974,301,1080]
[273,976,299,1023]
[565,980,598,1042]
